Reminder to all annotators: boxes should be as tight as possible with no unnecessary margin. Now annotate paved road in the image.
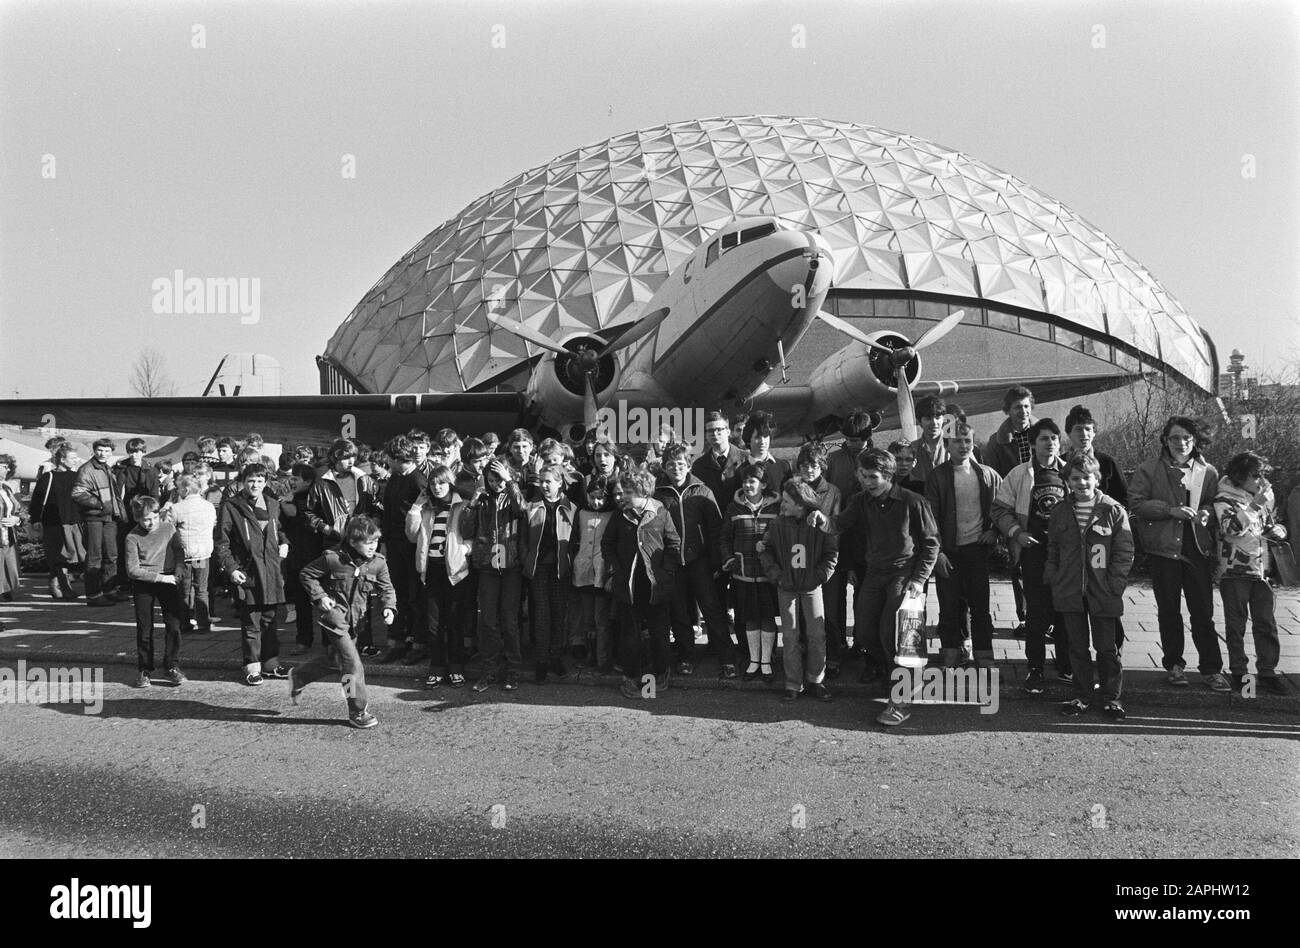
[2,670,1296,858]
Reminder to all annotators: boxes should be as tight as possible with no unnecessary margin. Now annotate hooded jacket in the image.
[653,472,723,566]
[720,488,781,582]
[299,545,397,636]
[1042,491,1134,616]
[214,491,287,606]
[1213,477,1284,581]
[405,495,471,584]
[1128,452,1218,561]
[759,514,839,592]
[600,497,681,605]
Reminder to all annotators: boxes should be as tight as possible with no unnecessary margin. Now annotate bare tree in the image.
[129,348,177,398]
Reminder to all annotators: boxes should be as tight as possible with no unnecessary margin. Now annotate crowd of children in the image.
[14,383,1296,729]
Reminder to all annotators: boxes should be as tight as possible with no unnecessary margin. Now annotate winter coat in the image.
[925,459,1002,554]
[572,509,614,588]
[303,468,381,544]
[299,546,397,636]
[522,497,577,580]
[113,461,160,523]
[983,416,1036,477]
[29,469,81,526]
[214,492,287,606]
[1042,491,1134,617]
[1128,452,1218,561]
[759,515,838,592]
[691,444,746,507]
[1214,477,1285,581]
[460,483,526,573]
[601,498,681,605]
[72,459,125,522]
[405,496,471,584]
[720,489,781,583]
[167,494,217,560]
[653,473,723,566]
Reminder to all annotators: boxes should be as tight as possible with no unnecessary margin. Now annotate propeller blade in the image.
[913,310,965,351]
[486,313,569,356]
[896,375,919,442]
[596,306,671,357]
[815,311,895,355]
[582,373,600,432]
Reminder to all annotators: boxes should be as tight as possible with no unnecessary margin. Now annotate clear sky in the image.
[2,0,1296,397]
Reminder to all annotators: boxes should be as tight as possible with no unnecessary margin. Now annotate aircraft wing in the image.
[0,393,529,446]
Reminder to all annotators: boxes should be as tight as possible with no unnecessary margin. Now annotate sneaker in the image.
[719,664,739,680]
[1167,665,1189,687]
[876,701,911,727]
[359,645,382,657]
[472,674,497,693]
[164,666,187,686]
[379,645,409,664]
[619,677,642,699]
[264,664,292,680]
[675,660,694,676]
[423,674,445,689]
[1058,669,1075,684]
[1258,675,1288,695]
[131,670,152,689]
[244,672,264,686]
[1023,670,1045,694]
[1101,701,1127,721]
[503,672,519,692]
[348,710,379,729]
[1203,672,1231,693]
[448,673,467,688]
[1059,698,1089,716]
[781,687,802,703]
[809,682,833,702]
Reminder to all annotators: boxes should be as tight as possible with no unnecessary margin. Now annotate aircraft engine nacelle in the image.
[525,334,624,440]
[808,332,921,419]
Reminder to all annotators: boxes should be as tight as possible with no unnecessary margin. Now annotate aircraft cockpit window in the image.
[739,223,776,244]
[705,240,720,266]
[721,232,739,251]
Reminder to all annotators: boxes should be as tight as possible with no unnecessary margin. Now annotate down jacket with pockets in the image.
[653,473,723,567]
[600,498,681,605]
[405,496,470,584]
[1042,491,1134,617]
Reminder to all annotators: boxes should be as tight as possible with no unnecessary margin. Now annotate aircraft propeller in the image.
[815,309,964,440]
[488,306,671,431]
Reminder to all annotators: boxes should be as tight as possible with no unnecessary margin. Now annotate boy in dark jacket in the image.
[124,496,186,688]
[760,479,838,702]
[602,468,681,699]
[462,457,526,692]
[523,465,577,682]
[114,438,162,594]
[654,443,737,678]
[215,463,292,686]
[1043,455,1134,720]
[294,516,396,729]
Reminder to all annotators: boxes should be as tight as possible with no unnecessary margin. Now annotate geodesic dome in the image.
[322,115,1215,395]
